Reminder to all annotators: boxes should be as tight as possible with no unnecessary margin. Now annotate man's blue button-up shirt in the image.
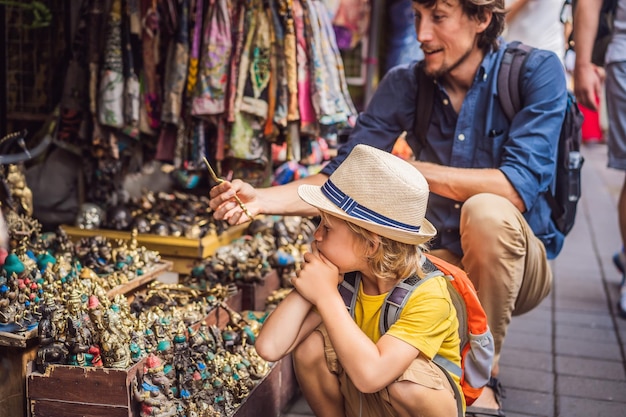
[322,41,568,259]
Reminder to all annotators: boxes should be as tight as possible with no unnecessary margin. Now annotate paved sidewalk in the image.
[281,143,626,417]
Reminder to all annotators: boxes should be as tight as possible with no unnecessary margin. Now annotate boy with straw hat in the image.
[255,144,463,417]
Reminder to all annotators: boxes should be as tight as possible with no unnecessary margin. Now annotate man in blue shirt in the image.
[210,0,567,415]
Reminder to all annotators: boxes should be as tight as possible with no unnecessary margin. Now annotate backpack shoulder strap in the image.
[379,257,443,336]
[414,61,436,151]
[498,41,535,121]
[338,271,360,317]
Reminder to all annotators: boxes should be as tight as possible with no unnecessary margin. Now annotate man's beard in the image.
[423,46,474,79]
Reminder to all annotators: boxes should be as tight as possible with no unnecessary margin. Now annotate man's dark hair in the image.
[413,0,506,51]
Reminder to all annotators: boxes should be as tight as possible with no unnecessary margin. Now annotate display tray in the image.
[61,223,249,259]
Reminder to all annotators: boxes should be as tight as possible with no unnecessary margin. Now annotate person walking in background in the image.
[503,0,566,61]
[255,144,463,417]
[574,0,626,317]
[211,1,568,415]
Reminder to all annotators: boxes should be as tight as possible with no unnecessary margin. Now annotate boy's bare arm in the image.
[254,290,321,362]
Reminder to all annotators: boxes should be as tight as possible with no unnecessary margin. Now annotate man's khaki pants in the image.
[430,193,553,369]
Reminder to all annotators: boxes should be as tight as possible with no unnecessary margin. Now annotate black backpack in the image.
[414,42,584,236]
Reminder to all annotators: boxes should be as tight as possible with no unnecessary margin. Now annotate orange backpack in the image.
[338,253,494,407]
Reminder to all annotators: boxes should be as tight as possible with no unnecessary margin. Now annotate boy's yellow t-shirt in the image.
[353,275,462,385]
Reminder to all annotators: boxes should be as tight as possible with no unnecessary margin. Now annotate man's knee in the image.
[461,193,525,255]
[462,194,518,232]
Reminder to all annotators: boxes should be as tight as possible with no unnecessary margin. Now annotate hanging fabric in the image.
[162,0,190,125]
[192,0,232,116]
[226,4,268,165]
[122,2,140,136]
[278,0,299,123]
[98,0,125,128]
[226,1,246,123]
[304,0,356,126]
[140,0,161,134]
[267,0,288,131]
[186,0,203,100]
[240,2,272,119]
[293,0,316,136]
[331,0,370,50]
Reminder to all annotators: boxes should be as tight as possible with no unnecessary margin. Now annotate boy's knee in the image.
[293,331,325,370]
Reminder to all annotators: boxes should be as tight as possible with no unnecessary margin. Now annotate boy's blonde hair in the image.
[321,212,425,282]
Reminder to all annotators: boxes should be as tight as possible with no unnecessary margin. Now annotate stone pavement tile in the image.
[503,330,552,353]
[499,346,553,372]
[555,322,618,343]
[554,278,609,300]
[556,297,615,314]
[559,396,625,417]
[554,336,622,361]
[502,388,554,417]
[554,310,614,329]
[555,356,626,380]
[617,328,626,358]
[499,367,553,392]
[557,375,626,402]
[508,315,551,336]
[281,395,313,416]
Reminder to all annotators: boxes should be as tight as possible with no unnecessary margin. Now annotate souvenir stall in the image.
[0,1,376,416]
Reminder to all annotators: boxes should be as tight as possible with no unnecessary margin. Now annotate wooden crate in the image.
[237,270,281,311]
[233,355,298,417]
[61,223,249,259]
[26,358,146,417]
[25,295,289,417]
[0,264,171,417]
[0,343,37,417]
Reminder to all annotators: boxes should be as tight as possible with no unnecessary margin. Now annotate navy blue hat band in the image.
[321,180,421,233]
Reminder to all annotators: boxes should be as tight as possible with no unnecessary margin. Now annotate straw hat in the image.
[298,144,437,245]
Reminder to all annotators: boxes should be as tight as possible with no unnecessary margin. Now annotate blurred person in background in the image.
[503,0,566,62]
[574,0,626,317]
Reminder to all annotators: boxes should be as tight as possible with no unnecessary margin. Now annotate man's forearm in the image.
[574,0,603,66]
[414,161,526,212]
[258,172,328,216]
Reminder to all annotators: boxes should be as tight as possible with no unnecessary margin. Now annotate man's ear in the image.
[476,9,493,33]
